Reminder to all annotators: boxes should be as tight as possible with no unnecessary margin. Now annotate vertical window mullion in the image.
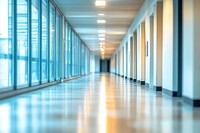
[70,29,72,77]
[13,0,17,90]
[47,0,50,82]
[53,7,57,81]
[39,0,42,84]
[28,0,32,86]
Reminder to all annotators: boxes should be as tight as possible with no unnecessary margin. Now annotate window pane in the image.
[56,12,60,80]
[31,0,40,84]
[68,27,71,77]
[82,44,85,75]
[65,23,68,78]
[42,0,48,82]
[17,0,28,86]
[0,0,12,89]
[49,4,55,81]
[72,31,75,76]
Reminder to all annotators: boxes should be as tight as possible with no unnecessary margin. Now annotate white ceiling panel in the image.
[54,0,144,58]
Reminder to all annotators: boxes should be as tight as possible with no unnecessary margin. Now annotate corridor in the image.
[0,74,200,133]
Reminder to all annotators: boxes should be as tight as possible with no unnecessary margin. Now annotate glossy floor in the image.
[0,74,200,133]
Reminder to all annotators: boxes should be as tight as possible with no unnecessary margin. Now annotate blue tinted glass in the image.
[41,0,48,82]
[17,0,28,86]
[32,0,40,84]
[49,4,55,81]
[0,0,12,89]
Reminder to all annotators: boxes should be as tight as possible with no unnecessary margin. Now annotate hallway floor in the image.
[0,74,200,133]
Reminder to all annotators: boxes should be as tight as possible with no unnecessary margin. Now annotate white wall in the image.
[90,54,95,73]
[162,0,173,91]
[140,22,146,82]
[124,44,127,77]
[118,51,120,75]
[183,0,200,99]
[153,1,163,87]
[95,56,100,73]
[109,0,200,102]
[149,16,154,88]
[137,27,141,81]
[110,56,115,73]
[127,38,131,78]
[121,48,124,76]
[145,16,150,84]
[129,36,133,78]
[133,32,137,80]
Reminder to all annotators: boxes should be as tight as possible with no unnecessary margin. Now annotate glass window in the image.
[71,31,75,76]
[55,11,60,80]
[0,0,12,89]
[31,0,40,84]
[49,4,55,81]
[17,0,28,86]
[81,44,85,75]
[78,39,81,75]
[65,23,68,78]
[67,26,71,77]
[41,0,48,82]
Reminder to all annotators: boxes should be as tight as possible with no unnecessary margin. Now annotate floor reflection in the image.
[0,74,200,133]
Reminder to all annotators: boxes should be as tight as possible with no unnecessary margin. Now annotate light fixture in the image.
[97,20,106,24]
[98,34,105,37]
[100,47,105,50]
[101,48,105,51]
[99,38,105,41]
[99,42,105,45]
[98,14,105,16]
[95,0,106,7]
[99,45,105,48]
[98,30,105,33]
[102,52,105,54]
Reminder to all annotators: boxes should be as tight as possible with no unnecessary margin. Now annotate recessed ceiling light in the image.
[99,42,105,45]
[98,30,105,33]
[98,14,105,16]
[95,0,106,7]
[99,34,105,37]
[99,38,105,41]
[97,20,106,24]
[101,48,105,51]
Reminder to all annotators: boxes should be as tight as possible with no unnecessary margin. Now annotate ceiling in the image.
[54,0,144,58]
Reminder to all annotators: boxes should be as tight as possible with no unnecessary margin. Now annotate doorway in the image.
[100,59,110,72]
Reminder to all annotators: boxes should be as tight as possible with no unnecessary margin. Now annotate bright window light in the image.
[95,0,106,7]
[97,20,106,24]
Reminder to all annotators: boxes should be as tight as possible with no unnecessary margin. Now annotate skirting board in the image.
[141,81,145,85]
[162,88,178,97]
[153,86,162,91]
[183,96,200,107]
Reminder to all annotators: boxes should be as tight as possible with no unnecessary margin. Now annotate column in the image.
[183,0,200,106]
[153,1,163,91]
